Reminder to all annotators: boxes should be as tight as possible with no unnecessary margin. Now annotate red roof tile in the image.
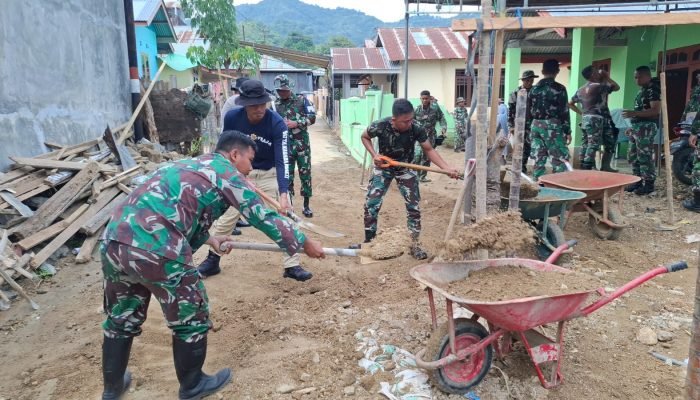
[377,27,471,61]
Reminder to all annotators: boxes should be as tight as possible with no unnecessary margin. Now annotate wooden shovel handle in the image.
[377,156,462,178]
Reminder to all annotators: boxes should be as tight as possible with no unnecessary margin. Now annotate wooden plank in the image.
[0,190,34,217]
[16,204,90,251]
[9,157,117,173]
[452,12,700,31]
[44,149,113,187]
[30,187,120,269]
[117,61,167,145]
[117,183,132,194]
[0,168,34,186]
[75,228,103,264]
[80,193,127,235]
[34,139,99,160]
[12,162,101,240]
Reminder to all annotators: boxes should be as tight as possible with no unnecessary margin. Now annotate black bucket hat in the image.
[234,79,273,106]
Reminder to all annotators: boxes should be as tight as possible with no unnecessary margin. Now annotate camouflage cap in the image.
[274,74,293,91]
[456,96,465,103]
[520,70,539,80]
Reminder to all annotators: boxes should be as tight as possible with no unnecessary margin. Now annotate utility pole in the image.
[123,0,144,142]
[403,0,409,99]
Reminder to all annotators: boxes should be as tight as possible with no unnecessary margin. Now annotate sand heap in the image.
[365,226,412,260]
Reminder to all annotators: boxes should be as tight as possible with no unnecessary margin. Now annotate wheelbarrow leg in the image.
[518,321,566,389]
[446,299,457,354]
[427,288,438,330]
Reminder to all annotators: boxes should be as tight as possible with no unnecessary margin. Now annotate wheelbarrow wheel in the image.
[425,319,493,394]
[588,206,623,240]
[535,220,568,264]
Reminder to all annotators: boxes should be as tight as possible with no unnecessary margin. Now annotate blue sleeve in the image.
[222,109,236,131]
[273,119,290,194]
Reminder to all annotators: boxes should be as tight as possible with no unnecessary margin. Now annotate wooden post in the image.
[687,239,700,399]
[509,89,527,210]
[486,29,506,211]
[474,0,494,222]
[659,72,675,224]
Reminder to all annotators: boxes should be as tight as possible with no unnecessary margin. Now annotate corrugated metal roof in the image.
[133,0,161,24]
[377,27,472,62]
[331,47,399,72]
[134,0,176,52]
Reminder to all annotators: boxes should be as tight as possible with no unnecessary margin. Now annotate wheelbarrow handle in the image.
[544,240,578,264]
[578,260,688,317]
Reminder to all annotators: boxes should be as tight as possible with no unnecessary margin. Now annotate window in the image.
[412,32,432,46]
[693,50,700,61]
[455,69,504,105]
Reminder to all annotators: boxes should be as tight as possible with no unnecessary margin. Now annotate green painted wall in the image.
[161,65,195,89]
[569,28,595,147]
[505,47,522,100]
[591,46,628,110]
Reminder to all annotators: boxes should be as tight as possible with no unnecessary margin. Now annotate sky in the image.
[233,0,474,22]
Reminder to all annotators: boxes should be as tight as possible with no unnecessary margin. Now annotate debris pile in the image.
[0,126,181,310]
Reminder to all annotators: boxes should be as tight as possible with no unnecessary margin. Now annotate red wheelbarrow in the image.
[538,170,640,240]
[409,246,687,394]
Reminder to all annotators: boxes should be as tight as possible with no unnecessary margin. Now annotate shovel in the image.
[376,156,463,179]
[249,183,345,238]
[219,241,380,264]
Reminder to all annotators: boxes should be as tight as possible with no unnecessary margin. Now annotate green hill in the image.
[236,0,477,48]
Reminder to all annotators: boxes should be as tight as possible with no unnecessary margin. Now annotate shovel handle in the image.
[220,241,358,257]
[376,156,462,178]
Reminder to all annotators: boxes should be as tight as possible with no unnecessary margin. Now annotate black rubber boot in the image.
[625,180,642,192]
[350,231,375,249]
[231,227,242,236]
[580,162,594,170]
[600,152,618,173]
[173,336,232,400]
[102,336,133,400]
[197,251,221,278]
[302,197,313,218]
[634,179,655,195]
[410,242,428,260]
[283,266,313,281]
[682,191,700,213]
[236,219,251,228]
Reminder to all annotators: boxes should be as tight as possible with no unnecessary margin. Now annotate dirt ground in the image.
[1,123,699,400]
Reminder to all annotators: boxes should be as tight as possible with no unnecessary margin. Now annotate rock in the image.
[38,263,56,277]
[312,352,320,364]
[300,372,312,382]
[341,371,355,387]
[657,330,674,342]
[276,384,296,394]
[637,327,658,345]
[594,271,606,278]
[341,300,352,308]
[343,385,356,396]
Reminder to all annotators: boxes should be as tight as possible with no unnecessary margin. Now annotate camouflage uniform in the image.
[364,117,428,239]
[683,85,700,192]
[508,86,534,169]
[571,82,615,166]
[452,106,468,151]
[529,78,571,179]
[413,103,446,180]
[101,153,305,343]
[628,78,661,181]
[275,91,313,198]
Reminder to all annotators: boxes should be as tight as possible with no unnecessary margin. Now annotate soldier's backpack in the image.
[184,83,213,119]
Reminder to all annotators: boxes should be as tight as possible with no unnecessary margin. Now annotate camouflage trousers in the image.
[413,133,435,180]
[101,240,210,343]
[693,147,700,193]
[601,120,618,155]
[580,115,605,165]
[363,168,421,239]
[530,119,570,180]
[628,121,657,181]
[289,132,312,198]
[454,127,467,151]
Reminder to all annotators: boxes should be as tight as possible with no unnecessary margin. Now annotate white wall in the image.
[397,59,466,112]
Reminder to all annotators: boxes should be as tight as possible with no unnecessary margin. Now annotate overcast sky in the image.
[234,0,474,22]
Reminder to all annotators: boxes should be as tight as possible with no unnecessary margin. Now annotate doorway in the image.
[665,68,689,137]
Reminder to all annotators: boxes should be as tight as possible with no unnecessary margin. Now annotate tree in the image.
[283,32,314,53]
[181,0,261,73]
[315,35,356,56]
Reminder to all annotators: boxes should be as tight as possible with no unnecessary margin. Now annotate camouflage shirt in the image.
[414,103,447,137]
[275,94,310,140]
[103,153,305,266]
[529,78,571,134]
[507,86,533,131]
[682,85,700,134]
[632,78,661,122]
[453,106,468,132]
[367,117,428,164]
[571,81,614,116]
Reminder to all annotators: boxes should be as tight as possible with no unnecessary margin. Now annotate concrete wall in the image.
[397,59,466,112]
[0,0,131,171]
[136,26,158,80]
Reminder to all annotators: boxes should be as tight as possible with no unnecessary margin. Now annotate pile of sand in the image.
[443,265,600,302]
[442,211,535,260]
[365,226,412,260]
[500,170,540,200]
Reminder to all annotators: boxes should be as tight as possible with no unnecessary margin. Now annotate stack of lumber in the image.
[0,131,182,310]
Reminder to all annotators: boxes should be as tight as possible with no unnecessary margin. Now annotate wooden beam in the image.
[517,38,627,48]
[117,61,168,145]
[75,228,103,264]
[452,12,700,31]
[9,157,117,173]
[0,190,34,218]
[0,185,51,211]
[15,204,90,251]
[80,193,127,236]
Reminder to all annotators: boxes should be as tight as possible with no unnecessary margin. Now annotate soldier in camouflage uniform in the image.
[569,66,620,170]
[622,66,661,195]
[508,70,538,172]
[681,73,700,212]
[452,97,468,152]
[528,59,572,180]
[274,74,315,218]
[99,131,325,400]
[413,90,447,182]
[360,99,458,259]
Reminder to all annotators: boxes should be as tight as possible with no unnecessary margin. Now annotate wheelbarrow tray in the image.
[501,187,587,221]
[538,170,640,202]
[410,259,597,332]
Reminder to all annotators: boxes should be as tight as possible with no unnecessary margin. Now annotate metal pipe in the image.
[404,0,410,99]
[506,0,696,12]
[123,0,144,142]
